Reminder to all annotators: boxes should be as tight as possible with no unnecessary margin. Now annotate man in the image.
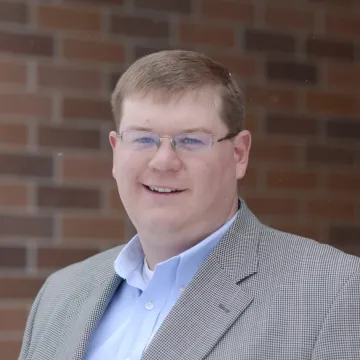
[19,50,360,360]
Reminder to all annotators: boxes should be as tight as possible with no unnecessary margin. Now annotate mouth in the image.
[143,184,185,194]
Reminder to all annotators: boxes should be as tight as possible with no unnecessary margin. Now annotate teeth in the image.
[149,186,177,193]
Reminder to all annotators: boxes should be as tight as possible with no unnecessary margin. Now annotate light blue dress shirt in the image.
[85,211,238,360]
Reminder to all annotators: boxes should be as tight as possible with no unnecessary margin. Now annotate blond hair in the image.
[111,50,244,133]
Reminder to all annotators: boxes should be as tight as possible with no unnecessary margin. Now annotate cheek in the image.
[196,155,235,189]
[188,159,221,191]
[113,152,145,182]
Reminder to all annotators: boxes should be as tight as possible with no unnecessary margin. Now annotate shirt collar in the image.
[114,208,239,290]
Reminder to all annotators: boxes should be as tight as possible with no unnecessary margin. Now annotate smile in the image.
[144,185,184,194]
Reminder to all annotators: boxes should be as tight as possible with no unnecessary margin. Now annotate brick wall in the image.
[0,0,359,358]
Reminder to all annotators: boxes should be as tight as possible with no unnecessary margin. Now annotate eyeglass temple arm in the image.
[216,133,238,142]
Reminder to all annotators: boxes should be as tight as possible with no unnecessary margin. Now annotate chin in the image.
[141,211,186,232]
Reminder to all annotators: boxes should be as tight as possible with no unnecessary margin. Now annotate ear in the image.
[233,130,251,180]
[109,131,118,150]
[109,131,118,178]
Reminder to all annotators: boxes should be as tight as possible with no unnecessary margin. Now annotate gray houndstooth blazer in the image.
[19,201,360,360]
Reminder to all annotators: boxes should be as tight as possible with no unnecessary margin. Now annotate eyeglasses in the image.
[116,130,238,153]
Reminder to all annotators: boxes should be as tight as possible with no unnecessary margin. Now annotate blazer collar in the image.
[216,198,260,282]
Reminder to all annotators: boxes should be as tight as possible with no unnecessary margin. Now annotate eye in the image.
[134,137,156,144]
[180,137,203,145]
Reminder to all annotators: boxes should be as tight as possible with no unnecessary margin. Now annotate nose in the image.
[148,139,182,172]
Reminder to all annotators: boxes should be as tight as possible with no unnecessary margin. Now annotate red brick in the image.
[266,114,318,136]
[266,170,319,190]
[246,86,298,110]
[65,0,123,4]
[134,0,191,14]
[0,214,53,238]
[0,2,28,24]
[61,154,112,182]
[37,247,98,269]
[266,60,317,84]
[329,226,360,249]
[0,94,52,119]
[108,187,126,213]
[134,46,170,61]
[245,30,296,54]
[0,153,53,177]
[328,235,360,257]
[306,91,357,116]
[0,60,27,84]
[326,62,360,90]
[63,38,124,64]
[0,182,28,207]
[238,167,258,190]
[244,108,261,133]
[38,64,101,91]
[262,0,299,3]
[0,340,21,360]
[111,15,169,38]
[0,307,28,331]
[37,4,101,32]
[309,0,360,7]
[63,97,112,122]
[251,141,298,163]
[0,31,53,57]
[306,37,354,61]
[62,216,125,241]
[210,54,258,78]
[307,199,356,220]
[265,6,315,31]
[179,21,235,46]
[0,247,26,268]
[306,145,354,166]
[327,172,360,193]
[246,196,298,216]
[270,222,320,240]
[37,185,101,210]
[201,0,254,22]
[0,277,44,299]
[0,123,28,146]
[108,73,120,93]
[38,125,101,150]
[326,12,360,39]
[326,119,360,140]
[110,71,123,91]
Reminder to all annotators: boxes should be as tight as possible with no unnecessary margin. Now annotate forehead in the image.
[120,89,226,133]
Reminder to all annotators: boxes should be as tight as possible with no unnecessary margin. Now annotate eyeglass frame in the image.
[114,130,239,152]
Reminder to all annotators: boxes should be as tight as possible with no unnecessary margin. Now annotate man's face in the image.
[110,90,251,241]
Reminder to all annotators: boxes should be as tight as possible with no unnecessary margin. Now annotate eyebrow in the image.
[124,126,213,134]
[183,127,213,134]
[125,126,153,132]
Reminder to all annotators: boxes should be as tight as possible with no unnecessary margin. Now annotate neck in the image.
[139,201,238,270]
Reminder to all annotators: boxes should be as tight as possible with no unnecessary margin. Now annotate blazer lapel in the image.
[142,201,261,360]
[66,275,122,360]
[55,250,123,360]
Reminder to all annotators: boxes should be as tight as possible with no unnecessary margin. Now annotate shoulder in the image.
[259,224,360,287]
[44,245,124,294]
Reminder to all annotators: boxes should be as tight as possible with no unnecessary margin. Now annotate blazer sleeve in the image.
[311,269,360,360]
[18,280,48,360]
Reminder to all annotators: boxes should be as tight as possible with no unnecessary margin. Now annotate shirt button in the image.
[145,301,154,310]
